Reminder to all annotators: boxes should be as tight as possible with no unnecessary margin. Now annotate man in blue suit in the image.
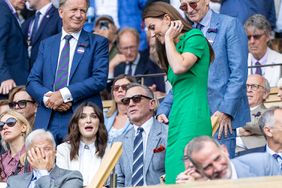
[0,0,29,98]
[22,0,62,67]
[157,0,250,158]
[176,136,281,183]
[26,0,109,144]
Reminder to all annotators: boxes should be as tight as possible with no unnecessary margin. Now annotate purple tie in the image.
[54,35,72,91]
[255,61,262,75]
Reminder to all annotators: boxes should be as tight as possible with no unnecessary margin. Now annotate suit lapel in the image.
[50,34,62,86]
[70,30,89,79]
[33,6,56,44]
[144,120,161,175]
[124,128,135,174]
[206,11,219,46]
[22,173,33,188]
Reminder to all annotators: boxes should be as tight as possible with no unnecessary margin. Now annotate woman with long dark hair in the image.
[56,102,108,186]
[143,2,214,183]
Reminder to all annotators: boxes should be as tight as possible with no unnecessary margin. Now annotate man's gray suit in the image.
[6,165,83,188]
[232,152,282,177]
[114,120,168,187]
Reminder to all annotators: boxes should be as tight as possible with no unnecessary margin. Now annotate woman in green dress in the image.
[143,2,214,184]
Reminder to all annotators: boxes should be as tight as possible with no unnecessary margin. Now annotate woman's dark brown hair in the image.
[143,2,214,72]
[107,74,136,117]
[66,102,108,160]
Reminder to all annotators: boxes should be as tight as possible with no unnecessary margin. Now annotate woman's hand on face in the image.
[165,20,183,41]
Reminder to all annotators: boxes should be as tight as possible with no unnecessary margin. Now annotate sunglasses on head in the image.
[121,94,153,105]
[247,34,264,40]
[9,100,35,109]
[113,84,128,92]
[179,0,200,11]
[0,117,17,131]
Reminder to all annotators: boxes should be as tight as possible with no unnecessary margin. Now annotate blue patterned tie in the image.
[132,127,144,186]
[196,23,203,30]
[54,35,73,91]
[255,61,262,75]
[272,154,282,169]
[31,12,41,43]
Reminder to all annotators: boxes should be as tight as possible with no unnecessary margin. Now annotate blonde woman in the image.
[0,110,31,181]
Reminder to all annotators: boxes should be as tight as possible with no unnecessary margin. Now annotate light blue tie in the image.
[132,127,144,186]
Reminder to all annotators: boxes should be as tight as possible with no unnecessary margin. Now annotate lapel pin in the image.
[77,46,85,54]
[46,14,50,18]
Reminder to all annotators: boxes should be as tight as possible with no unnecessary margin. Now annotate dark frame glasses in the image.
[179,0,200,11]
[247,33,265,40]
[9,100,35,109]
[0,117,17,131]
[121,94,153,105]
[113,84,129,92]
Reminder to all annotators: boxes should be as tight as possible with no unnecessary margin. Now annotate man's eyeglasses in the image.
[0,117,17,131]
[121,94,153,105]
[247,34,264,40]
[9,100,35,109]
[246,84,264,91]
[113,84,128,92]
[179,0,200,11]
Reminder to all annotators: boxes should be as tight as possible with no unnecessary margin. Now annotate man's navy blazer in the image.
[22,5,62,67]
[26,29,109,130]
[0,0,29,86]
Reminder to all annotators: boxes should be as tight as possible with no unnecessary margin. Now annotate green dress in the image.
[165,29,212,184]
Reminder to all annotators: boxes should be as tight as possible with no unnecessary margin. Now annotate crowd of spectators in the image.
[0,0,282,187]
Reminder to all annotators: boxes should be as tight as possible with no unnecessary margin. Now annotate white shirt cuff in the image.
[43,91,53,107]
[60,87,73,102]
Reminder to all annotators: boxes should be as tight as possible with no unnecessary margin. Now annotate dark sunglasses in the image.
[179,0,199,11]
[9,100,35,109]
[0,117,17,131]
[247,34,264,40]
[121,94,153,105]
[113,84,128,92]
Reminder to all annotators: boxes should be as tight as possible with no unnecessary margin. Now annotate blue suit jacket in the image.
[0,0,29,86]
[220,0,276,29]
[22,5,62,66]
[157,11,250,129]
[232,152,282,177]
[26,30,109,130]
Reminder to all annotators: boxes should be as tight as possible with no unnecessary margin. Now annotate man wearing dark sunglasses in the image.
[9,86,37,127]
[245,14,282,87]
[114,83,168,187]
[157,0,249,159]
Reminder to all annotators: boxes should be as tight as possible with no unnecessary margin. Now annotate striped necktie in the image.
[54,35,73,91]
[132,127,144,186]
[272,154,282,169]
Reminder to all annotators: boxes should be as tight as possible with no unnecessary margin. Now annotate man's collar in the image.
[194,9,212,28]
[61,29,82,41]
[133,117,153,135]
[37,2,52,16]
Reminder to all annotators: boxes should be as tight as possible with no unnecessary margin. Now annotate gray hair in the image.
[25,129,56,149]
[59,0,89,8]
[126,83,154,99]
[262,77,270,93]
[258,106,282,137]
[244,14,272,36]
[184,136,220,157]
